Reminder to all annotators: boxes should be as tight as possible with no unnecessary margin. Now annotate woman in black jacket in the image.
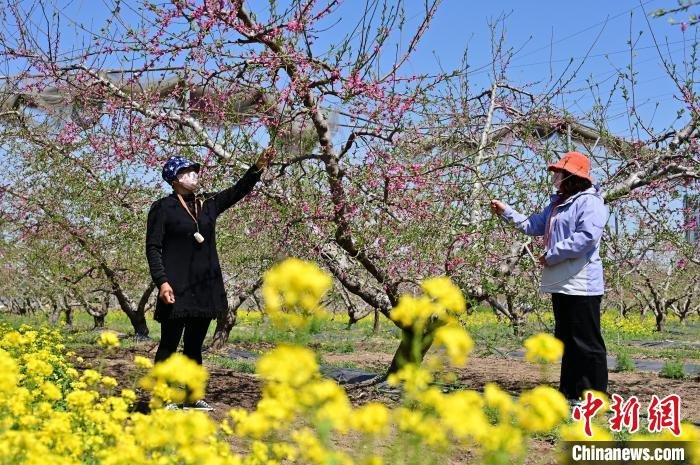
[145,149,273,409]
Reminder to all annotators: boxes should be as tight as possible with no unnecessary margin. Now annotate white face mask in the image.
[552,171,564,191]
[176,170,199,191]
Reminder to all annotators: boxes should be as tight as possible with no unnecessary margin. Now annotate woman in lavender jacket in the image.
[490,151,609,402]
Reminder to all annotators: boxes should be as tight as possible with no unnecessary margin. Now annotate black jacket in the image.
[146,165,262,322]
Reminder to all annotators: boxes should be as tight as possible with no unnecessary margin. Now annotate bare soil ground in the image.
[74,343,700,465]
[322,350,700,424]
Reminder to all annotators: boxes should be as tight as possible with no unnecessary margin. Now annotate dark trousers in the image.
[552,293,608,400]
[154,317,211,365]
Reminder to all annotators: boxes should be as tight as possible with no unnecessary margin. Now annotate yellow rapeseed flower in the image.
[435,390,489,440]
[229,409,275,438]
[291,428,333,464]
[262,258,332,313]
[433,324,474,367]
[559,422,613,441]
[350,402,390,435]
[80,369,102,386]
[516,386,569,433]
[390,295,439,329]
[659,422,700,464]
[300,378,353,432]
[391,276,465,331]
[523,333,564,364]
[256,344,319,388]
[134,355,154,369]
[484,383,514,417]
[40,382,62,401]
[0,284,584,465]
[25,358,53,378]
[270,442,297,461]
[0,349,19,392]
[140,353,208,404]
[0,331,28,348]
[98,331,120,348]
[65,389,98,410]
[394,407,448,447]
[481,423,524,456]
[120,389,137,403]
[421,276,466,315]
[387,364,433,393]
[101,376,118,388]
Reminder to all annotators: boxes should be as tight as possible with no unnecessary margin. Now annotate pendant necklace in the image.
[176,193,204,243]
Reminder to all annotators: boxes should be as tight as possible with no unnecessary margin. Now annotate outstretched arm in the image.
[493,199,552,237]
[213,148,276,216]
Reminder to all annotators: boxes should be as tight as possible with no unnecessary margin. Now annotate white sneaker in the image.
[182,399,214,411]
[164,403,180,411]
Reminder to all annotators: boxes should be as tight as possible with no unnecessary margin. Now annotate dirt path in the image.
[453,355,700,424]
[74,346,263,423]
[75,344,700,425]
[71,344,700,464]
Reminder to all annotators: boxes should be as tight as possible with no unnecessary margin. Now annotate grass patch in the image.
[228,322,311,345]
[334,340,356,353]
[2,304,698,374]
[656,347,700,360]
[659,360,686,379]
[613,348,636,373]
[228,310,402,351]
[319,358,366,371]
[607,342,700,364]
[311,339,356,354]
[205,354,256,373]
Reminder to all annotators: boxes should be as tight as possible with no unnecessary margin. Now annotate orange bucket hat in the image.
[547,151,594,182]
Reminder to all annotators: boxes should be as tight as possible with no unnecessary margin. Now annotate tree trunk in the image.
[387,327,437,374]
[48,296,61,325]
[346,306,373,329]
[387,317,444,375]
[68,287,108,330]
[131,283,156,339]
[512,306,530,336]
[65,306,73,327]
[99,263,150,338]
[373,308,380,334]
[211,306,238,350]
[62,295,74,328]
[654,309,665,332]
[511,316,522,336]
[137,283,156,316]
[210,280,261,351]
[91,292,111,329]
[93,313,106,329]
[113,287,150,339]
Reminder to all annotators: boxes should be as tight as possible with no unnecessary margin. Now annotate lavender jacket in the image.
[501,186,609,296]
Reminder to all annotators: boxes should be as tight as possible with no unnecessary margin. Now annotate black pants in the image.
[552,293,608,400]
[154,317,211,365]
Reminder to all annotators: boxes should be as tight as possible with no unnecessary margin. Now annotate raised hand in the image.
[489,199,506,215]
[255,147,277,170]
